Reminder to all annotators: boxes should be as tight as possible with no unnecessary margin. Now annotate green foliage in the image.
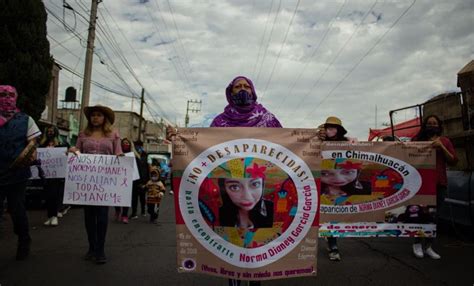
[0,0,53,120]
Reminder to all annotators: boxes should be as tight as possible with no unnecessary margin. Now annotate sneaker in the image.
[122,216,129,224]
[95,255,107,264]
[142,213,147,217]
[43,218,52,226]
[425,247,441,259]
[412,243,424,258]
[16,239,31,261]
[50,216,59,226]
[328,249,341,261]
[57,212,63,218]
[130,215,138,219]
[169,190,174,195]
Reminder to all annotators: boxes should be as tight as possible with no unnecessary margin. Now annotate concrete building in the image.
[56,108,170,152]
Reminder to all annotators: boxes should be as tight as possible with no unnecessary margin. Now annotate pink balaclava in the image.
[0,85,20,127]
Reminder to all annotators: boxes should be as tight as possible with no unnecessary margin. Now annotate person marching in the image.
[168,75,282,286]
[318,116,354,262]
[0,85,41,260]
[113,138,136,224]
[40,126,68,227]
[145,167,166,224]
[411,115,457,259]
[69,105,123,264]
[130,141,149,219]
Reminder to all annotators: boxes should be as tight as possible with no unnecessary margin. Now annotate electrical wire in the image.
[301,0,417,123]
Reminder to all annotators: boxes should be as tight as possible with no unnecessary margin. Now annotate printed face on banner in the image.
[320,150,421,214]
[198,158,298,249]
[179,139,318,268]
[384,204,436,224]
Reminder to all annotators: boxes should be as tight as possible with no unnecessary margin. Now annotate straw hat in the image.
[84,105,115,124]
[324,116,347,135]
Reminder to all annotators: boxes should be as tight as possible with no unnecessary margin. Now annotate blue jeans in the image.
[84,206,109,256]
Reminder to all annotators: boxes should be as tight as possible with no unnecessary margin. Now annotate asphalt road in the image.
[1,193,473,286]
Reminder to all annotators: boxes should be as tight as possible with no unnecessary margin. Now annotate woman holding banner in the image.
[318,116,355,262]
[40,126,68,227]
[113,138,136,224]
[69,105,122,264]
[169,76,281,285]
[210,76,282,128]
[412,115,457,259]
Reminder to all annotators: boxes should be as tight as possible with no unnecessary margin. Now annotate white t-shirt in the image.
[27,116,41,140]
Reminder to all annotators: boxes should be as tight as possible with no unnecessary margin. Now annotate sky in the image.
[44,0,474,139]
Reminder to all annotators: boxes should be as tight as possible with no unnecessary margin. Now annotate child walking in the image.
[146,167,165,224]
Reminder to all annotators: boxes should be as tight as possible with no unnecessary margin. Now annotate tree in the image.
[0,0,53,120]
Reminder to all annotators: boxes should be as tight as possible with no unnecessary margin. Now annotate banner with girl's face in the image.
[318,141,437,237]
[173,128,320,281]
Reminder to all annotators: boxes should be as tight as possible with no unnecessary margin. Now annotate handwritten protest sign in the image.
[64,154,134,207]
[173,128,320,281]
[318,141,437,237]
[125,152,140,181]
[30,147,68,179]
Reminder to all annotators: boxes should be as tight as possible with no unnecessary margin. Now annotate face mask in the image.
[425,126,440,136]
[151,176,159,181]
[231,90,255,106]
[0,92,17,112]
[122,145,131,152]
[326,127,338,138]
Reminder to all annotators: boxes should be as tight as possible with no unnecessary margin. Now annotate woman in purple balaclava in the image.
[210,76,282,128]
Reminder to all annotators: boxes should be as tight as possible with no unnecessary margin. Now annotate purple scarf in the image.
[210,76,282,128]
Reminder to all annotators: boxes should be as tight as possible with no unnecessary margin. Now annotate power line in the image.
[48,34,129,91]
[166,0,192,72]
[260,0,301,101]
[290,0,378,113]
[46,5,138,95]
[145,2,193,97]
[301,0,417,122]
[100,3,180,115]
[55,59,138,99]
[50,2,176,123]
[252,0,275,78]
[273,0,348,115]
[254,0,282,87]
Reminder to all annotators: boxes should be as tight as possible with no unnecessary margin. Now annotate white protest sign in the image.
[125,152,140,181]
[30,147,68,179]
[64,154,134,207]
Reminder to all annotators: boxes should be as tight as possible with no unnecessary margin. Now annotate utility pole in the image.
[138,88,145,142]
[78,0,100,131]
[185,99,202,127]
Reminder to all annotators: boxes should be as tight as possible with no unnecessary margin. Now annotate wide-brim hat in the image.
[324,116,347,135]
[84,105,115,125]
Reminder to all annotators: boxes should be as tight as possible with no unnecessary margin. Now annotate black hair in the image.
[217,178,273,228]
[413,115,443,141]
[320,169,368,196]
[324,124,349,141]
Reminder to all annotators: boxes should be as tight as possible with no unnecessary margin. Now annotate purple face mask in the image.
[231,90,255,106]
